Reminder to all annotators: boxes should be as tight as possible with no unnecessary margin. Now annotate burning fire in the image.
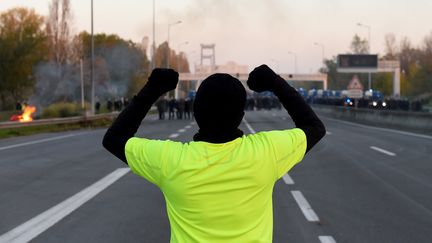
[10,105,37,122]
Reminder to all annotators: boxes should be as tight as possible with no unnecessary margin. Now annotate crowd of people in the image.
[156,97,194,120]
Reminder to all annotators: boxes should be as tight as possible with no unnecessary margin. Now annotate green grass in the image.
[0,117,113,139]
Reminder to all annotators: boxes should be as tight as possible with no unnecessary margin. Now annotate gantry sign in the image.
[337,54,401,97]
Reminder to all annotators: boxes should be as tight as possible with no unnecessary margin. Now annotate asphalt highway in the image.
[1,109,431,243]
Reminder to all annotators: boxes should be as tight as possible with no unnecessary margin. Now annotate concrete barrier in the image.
[313,105,432,134]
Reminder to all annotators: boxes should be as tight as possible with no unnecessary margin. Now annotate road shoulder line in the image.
[0,168,130,243]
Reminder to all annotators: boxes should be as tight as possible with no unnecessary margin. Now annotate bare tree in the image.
[383,33,398,60]
[46,0,72,66]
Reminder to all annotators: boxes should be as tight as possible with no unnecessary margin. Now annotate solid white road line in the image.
[323,116,432,140]
[319,235,337,243]
[291,191,320,222]
[370,146,396,156]
[0,168,130,243]
[169,133,179,138]
[282,174,295,185]
[0,133,87,151]
[178,129,186,133]
[243,119,256,134]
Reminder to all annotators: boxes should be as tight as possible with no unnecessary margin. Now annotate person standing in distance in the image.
[103,65,326,242]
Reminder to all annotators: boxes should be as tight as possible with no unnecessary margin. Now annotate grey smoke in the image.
[30,42,144,108]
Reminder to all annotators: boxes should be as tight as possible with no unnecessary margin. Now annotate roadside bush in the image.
[41,102,83,118]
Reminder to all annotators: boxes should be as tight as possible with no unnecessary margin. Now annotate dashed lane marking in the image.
[169,133,179,138]
[291,191,320,222]
[243,119,256,134]
[319,236,337,243]
[178,129,186,133]
[185,125,192,129]
[0,168,130,243]
[370,146,396,156]
[326,131,332,135]
[282,174,295,185]
[0,132,88,151]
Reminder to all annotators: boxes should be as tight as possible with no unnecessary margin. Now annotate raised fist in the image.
[146,68,179,95]
[247,64,281,93]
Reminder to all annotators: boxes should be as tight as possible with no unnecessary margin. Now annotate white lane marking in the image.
[282,117,287,120]
[185,125,192,129]
[282,173,295,185]
[169,133,179,138]
[326,131,332,135]
[370,146,396,156]
[0,133,87,151]
[190,122,196,125]
[291,191,320,222]
[242,119,256,134]
[323,116,432,140]
[178,129,186,133]
[0,168,130,243]
[319,236,337,243]
[272,113,276,117]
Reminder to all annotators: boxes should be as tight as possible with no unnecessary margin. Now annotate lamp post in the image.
[357,22,372,89]
[287,51,298,74]
[167,20,182,68]
[314,42,325,67]
[151,0,155,70]
[357,23,371,53]
[90,0,95,115]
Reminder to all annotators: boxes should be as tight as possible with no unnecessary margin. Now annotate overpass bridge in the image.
[176,72,328,98]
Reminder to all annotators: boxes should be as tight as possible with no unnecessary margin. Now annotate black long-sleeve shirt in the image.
[272,77,326,152]
[103,77,325,165]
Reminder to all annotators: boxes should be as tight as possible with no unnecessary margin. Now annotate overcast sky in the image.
[1,0,431,73]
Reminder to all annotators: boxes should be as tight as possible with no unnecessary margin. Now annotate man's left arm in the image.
[102,69,179,164]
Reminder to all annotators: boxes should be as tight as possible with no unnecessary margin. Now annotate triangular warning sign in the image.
[347,75,364,90]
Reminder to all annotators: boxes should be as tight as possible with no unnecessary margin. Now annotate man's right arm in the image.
[247,65,326,153]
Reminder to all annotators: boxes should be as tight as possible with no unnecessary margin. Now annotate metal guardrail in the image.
[0,113,119,129]
[0,106,158,129]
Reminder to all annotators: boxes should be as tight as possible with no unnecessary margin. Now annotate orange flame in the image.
[10,105,36,122]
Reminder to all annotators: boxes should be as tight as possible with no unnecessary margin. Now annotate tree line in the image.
[0,2,189,110]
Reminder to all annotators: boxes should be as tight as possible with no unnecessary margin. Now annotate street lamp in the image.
[90,0,95,115]
[151,0,155,70]
[314,42,325,66]
[357,22,371,53]
[287,51,298,74]
[167,20,182,68]
[357,22,372,89]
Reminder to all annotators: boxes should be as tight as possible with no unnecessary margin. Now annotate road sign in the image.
[347,75,364,98]
[338,54,378,69]
[347,90,363,99]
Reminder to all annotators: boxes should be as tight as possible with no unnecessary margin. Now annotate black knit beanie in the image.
[193,73,246,143]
